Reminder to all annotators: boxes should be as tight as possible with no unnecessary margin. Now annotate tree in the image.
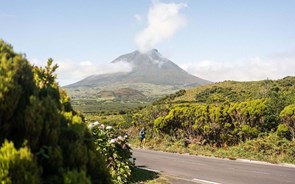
[264,86,287,131]
[280,104,295,141]
[0,40,37,147]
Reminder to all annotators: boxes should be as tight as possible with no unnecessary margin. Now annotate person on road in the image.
[139,127,146,148]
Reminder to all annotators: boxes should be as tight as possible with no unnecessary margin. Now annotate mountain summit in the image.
[67,49,210,89]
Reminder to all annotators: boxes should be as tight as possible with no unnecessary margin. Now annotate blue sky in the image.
[1,0,294,85]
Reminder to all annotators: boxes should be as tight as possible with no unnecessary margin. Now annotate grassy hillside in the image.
[158,76,295,104]
[78,76,295,164]
[129,76,295,164]
[97,88,146,100]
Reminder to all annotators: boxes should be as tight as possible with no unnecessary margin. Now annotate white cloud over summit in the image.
[135,0,187,53]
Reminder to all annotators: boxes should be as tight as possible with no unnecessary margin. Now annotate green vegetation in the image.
[3,38,293,183]
[129,76,295,164]
[132,133,295,164]
[0,141,40,184]
[65,83,177,114]
[79,77,295,164]
[0,40,133,183]
[280,104,295,140]
[215,133,295,163]
[90,123,133,184]
[72,100,147,115]
[161,78,295,104]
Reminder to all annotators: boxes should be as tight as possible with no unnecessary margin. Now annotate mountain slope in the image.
[157,76,295,104]
[66,49,210,90]
[65,49,211,112]
[97,88,146,101]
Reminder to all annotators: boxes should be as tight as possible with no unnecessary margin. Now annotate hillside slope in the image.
[159,76,295,104]
[129,76,295,163]
[64,49,211,112]
[67,49,210,89]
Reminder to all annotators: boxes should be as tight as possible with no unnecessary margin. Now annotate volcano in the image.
[66,49,210,90]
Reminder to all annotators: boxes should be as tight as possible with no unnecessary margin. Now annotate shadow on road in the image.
[131,166,160,183]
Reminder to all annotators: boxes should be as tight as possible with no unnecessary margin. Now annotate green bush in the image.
[280,104,295,141]
[0,40,112,183]
[63,169,91,184]
[276,124,291,139]
[90,123,134,184]
[0,140,41,184]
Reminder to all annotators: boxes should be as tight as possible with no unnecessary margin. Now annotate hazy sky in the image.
[1,0,294,85]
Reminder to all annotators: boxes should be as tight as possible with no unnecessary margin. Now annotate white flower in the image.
[124,135,128,138]
[117,136,125,141]
[93,121,99,126]
[88,121,100,129]
[129,157,135,164]
[100,124,105,129]
[106,126,112,130]
[88,124,93,129]
[110,139,117,144]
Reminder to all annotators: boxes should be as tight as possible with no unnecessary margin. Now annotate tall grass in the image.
[131,133,295,164]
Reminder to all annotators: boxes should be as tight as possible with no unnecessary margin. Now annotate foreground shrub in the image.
[63,170,91,184]
[0,140,41,184]
[89,122,134,184]
[0,40,112,183]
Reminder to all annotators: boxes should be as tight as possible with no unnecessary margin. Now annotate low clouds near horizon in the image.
[31,59,132,86]
[135,0,187,53]
[181,52,295,82]
[31,50,294,86]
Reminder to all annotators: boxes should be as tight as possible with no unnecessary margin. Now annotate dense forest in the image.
[0,40,133,183]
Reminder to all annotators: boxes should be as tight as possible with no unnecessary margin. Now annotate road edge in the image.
[133,147,295,168]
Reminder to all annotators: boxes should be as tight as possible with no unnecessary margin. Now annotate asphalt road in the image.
[133,148,295,184]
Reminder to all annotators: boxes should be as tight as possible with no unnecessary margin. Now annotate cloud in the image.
[180,53,295,82]
[31,58,133,86]
[135,0,187,53]
[79,61,92,66]
[134,14,143,22]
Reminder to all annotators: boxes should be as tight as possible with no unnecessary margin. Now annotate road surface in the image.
[133,148,295,184]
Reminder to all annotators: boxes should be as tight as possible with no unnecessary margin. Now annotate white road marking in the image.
[193,178,222,184]
[164,175,199,183]
[250,170,270,175]
[137,167,161,173]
